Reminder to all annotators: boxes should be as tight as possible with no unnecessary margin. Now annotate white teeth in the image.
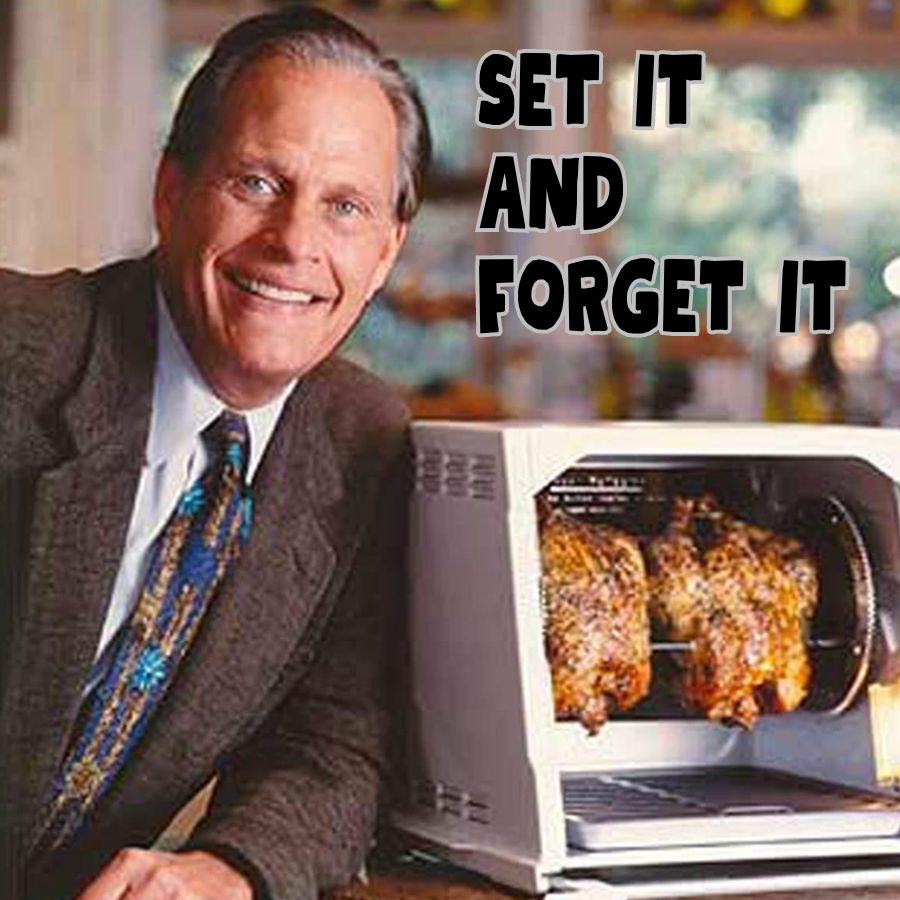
[231,272,314,304]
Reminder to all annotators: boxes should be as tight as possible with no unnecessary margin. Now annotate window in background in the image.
[343,56,482,389]
[608,63,900,340]
[606,64,900,423]
[162,44,207,146]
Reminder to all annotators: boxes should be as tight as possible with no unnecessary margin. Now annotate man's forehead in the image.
[208,55,400,196]
[219,53,395,125]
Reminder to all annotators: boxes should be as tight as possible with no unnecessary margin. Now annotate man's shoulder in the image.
[0,254,151,317]
[0,255,154,402]
[299,356,411,467]
[0,259,142,342]
[0,266,95,397]
[307,356,410,431]
[0,264,89,330]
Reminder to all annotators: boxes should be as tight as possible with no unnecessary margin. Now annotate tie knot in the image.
[205,411,250,478]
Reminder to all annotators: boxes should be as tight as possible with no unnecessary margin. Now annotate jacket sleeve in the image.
[187,427,411,900]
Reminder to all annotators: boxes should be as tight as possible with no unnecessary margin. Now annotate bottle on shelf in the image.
[669,0,726,17]
[757,0,809,20]
[605,0,667,21]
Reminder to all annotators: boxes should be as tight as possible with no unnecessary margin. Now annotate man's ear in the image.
[153,155,188,244]
[366,220,409,301]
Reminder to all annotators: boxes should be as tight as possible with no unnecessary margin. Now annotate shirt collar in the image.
[146,290,296,481]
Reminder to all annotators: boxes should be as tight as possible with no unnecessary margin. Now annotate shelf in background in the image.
[166,0,900,66]
[592,20,900,66]
[593,0,900,67]
[166,1,519,56]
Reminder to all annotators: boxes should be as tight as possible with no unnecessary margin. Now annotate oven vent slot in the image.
[411,778,490,824]
[415,448,497,502]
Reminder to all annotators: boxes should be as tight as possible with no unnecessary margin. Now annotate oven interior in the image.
[535,456,900,853]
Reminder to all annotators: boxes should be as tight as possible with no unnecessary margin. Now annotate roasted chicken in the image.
[645,496,818,727]
[540,506,651,733]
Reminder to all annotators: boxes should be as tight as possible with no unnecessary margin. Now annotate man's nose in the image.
[260,199,324,264]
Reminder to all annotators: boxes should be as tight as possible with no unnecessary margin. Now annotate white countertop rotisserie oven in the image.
[393,421,900,898]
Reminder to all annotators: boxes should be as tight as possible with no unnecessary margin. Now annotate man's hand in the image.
[76,848,253,900]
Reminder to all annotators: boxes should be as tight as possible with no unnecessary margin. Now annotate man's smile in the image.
[224,268,323,305]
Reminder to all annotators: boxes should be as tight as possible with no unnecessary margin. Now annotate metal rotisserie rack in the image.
[394,422,900,898]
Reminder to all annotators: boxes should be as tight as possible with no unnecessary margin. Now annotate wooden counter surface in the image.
[328,852,900,900]
[331,871,900,900]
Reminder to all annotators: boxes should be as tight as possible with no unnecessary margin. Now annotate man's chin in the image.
[218,353,326,407]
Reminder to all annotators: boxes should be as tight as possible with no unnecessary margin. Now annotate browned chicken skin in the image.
[540,507,651,733]
[645,496,818,727]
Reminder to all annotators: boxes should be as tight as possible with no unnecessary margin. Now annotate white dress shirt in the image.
[91,292,296,666]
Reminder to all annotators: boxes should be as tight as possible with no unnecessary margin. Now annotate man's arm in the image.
[184,432,411,899]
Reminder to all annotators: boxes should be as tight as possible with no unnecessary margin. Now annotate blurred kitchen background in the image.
[2,0,900,424]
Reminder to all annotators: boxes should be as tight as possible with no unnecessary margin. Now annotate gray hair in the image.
[164,6,431,223]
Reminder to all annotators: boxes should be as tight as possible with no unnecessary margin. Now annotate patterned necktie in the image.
[35,411,253,852]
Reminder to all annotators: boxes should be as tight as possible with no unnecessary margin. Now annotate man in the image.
[0,6,430,899]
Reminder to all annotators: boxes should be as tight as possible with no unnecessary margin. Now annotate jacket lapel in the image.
[12,258,157,846]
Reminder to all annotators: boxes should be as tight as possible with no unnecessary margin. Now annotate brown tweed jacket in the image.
[0,255,411,900]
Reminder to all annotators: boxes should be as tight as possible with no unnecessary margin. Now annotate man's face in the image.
[154,56,407,409]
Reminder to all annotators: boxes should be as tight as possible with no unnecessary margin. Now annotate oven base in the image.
[394,815,900,897]
[555,854,900,897]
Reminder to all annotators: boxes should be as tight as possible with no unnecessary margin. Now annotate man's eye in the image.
[239,174,278,197]
[332,198,362,218]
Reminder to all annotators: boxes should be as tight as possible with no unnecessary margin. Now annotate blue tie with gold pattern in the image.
[35,411,253,851]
